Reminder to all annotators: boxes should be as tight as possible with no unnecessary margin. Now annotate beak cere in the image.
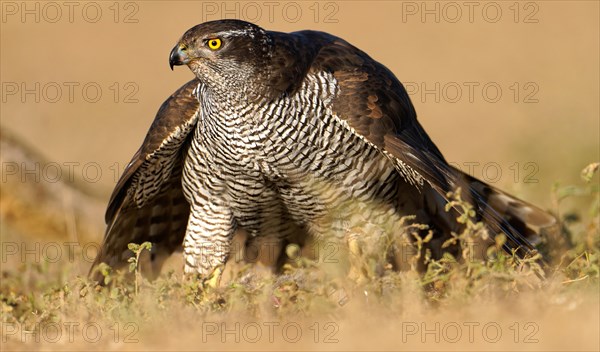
[169,44,188,70]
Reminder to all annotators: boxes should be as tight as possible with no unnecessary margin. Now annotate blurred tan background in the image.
[1,0,598,213]
[1,2,599,351]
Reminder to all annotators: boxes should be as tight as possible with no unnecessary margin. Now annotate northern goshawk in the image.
[91,20,556,284]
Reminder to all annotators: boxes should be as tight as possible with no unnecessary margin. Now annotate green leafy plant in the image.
[127,242,153,295]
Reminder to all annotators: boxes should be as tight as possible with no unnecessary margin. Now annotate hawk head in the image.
[169,20,275,97]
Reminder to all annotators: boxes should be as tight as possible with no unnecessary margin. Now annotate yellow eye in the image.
[207,38,222,51]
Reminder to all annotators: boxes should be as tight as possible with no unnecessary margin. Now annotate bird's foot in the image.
[203,265,224,289]
[347,237,369,285]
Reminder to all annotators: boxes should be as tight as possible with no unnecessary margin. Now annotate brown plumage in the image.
[91,80,199,279]
[91,20,558,282]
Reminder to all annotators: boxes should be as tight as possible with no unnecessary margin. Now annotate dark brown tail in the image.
[455,168,562,259]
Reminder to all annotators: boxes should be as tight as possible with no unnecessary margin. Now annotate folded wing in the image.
[91,79,201,279]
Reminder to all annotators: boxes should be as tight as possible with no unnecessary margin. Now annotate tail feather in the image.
[455,168,559,258]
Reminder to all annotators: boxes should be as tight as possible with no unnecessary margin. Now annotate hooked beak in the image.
[169,44,189,70]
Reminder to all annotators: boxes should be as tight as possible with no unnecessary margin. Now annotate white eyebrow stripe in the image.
[220,29,252,37]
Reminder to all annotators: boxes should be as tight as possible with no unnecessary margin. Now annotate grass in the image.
[1,164,598,351]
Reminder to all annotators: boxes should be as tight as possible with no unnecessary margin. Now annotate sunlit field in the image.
[1,1,598,351]
[2,135,598,350]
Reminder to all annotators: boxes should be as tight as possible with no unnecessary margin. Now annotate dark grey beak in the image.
[169,45,188,70]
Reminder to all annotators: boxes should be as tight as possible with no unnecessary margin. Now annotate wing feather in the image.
[91,79,201,279]
[296,31,556,258]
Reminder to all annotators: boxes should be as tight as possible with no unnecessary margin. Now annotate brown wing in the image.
[292,31,556,257]
[91,79,201,280]
[271,30,451,190]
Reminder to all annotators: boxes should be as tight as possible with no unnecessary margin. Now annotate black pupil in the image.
[211,40,217,46]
